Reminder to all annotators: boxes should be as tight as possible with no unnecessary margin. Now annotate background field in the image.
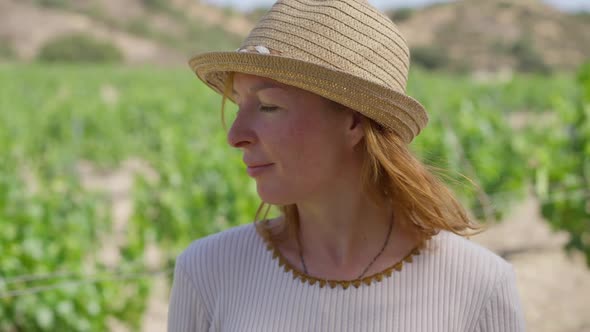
[1,0,589,331]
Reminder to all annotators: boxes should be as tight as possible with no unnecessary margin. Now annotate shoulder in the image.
[174,223,262,285]
[418,230,523,329]
[422,230,516,295]
[429,230,512,267]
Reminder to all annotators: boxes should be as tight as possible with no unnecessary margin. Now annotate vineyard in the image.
[0,62,589,330]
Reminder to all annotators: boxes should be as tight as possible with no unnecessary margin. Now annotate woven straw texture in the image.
[189,0,429,143]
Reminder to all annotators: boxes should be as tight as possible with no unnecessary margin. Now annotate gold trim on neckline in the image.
[256,220,428,290]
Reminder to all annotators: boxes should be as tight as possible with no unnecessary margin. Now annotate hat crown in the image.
[239,0,411,94]
[190,0,429,144]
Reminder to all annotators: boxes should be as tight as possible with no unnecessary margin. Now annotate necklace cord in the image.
[297,214,395,280]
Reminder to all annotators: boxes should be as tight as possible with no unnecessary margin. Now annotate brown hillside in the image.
[169,0,254,38]
[1,0,588,71]
[0,0,184,64]
[393,0,590,72]
[0,0,248,65]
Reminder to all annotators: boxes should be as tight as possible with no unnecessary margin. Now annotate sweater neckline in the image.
[255,219,429,290]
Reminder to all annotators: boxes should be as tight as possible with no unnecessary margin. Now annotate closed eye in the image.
[259,105,279,112]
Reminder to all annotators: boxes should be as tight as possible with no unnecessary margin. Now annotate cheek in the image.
[254,113,348,204]
[279,118,342,180]
[283,117,318,155]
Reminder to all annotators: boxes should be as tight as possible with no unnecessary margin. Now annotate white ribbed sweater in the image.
[167,223,525,331]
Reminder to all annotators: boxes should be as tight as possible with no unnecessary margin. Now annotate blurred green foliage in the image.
[410,46,450,71]
[37,34,123,64]
[510,38,552,74]
[0,41,15,60]
[33,0,70,9]
[388,7,415,23]
[530,61,590,265]
[140,0,167,10]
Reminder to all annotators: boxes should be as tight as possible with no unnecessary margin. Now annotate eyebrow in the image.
[232,82,284,97]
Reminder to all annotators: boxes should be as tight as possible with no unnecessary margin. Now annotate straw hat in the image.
[189,0,428,144]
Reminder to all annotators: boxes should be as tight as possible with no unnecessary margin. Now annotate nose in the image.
[227,108,256,149]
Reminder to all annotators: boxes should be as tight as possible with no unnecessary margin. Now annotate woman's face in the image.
[228,73,364,205]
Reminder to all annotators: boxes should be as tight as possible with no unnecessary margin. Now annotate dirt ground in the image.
[473,196,590,332]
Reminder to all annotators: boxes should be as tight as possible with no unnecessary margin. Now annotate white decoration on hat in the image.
[239,49,249,53]
[254,45,270,54]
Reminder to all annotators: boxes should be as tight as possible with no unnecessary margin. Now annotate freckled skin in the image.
[228,73,362,205]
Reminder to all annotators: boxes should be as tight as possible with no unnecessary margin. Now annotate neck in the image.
[296,190,394,268]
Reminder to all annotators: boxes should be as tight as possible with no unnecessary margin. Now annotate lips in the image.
[243,156,273,168]
[246,163,274,177]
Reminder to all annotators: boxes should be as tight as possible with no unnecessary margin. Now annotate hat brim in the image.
[189,52,428,144]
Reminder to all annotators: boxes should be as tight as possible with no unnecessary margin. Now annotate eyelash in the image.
[259,105,279,112]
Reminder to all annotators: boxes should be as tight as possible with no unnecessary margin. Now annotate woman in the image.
[168,0,525,331]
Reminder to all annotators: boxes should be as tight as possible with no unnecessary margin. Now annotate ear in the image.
[346,110,365,148]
